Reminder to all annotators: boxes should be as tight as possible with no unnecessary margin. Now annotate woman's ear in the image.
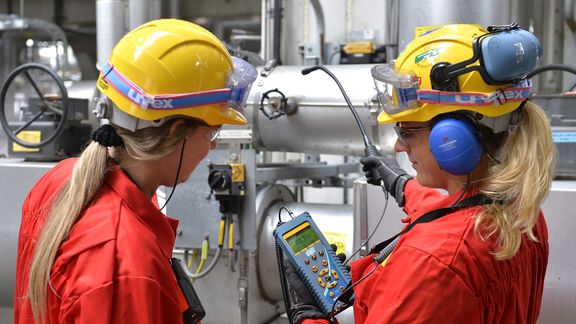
[168,119,200,140]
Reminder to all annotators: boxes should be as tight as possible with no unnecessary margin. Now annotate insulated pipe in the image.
[169,0,181,18]
[309,0,326,64]
[129,0,148,30]
[245,64,397,156]
[96,0,125,68]
[272,0,283,64]
[128,0,161,30]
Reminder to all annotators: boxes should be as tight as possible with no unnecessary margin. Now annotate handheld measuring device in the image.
[274,212,352,315]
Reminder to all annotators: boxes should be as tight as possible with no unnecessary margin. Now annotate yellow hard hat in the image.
[372,24,540,124]
[97,19,255,127]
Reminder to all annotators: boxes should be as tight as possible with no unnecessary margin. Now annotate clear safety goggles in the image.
[372,24,538,116]
[100,56,257,113]
[372,64,533,115]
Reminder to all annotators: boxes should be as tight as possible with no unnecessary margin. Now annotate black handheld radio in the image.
[171,258,206,324]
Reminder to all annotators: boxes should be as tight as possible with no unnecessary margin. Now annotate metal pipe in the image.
[96,0,126,68]
[309,0,326,64]
[53,0,64,26]
[272,0,283,64]
[129,0,148,30]
[169,0,180,18]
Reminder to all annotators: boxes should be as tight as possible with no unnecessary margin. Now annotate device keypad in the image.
[308,253,343,295]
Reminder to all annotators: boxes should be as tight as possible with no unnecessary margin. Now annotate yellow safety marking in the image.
[230,163,245,182]
[283,222,310,239]
[324,232,347,255]
[12,131,41,152]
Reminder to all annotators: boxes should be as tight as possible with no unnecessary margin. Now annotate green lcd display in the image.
[286,223,320,253]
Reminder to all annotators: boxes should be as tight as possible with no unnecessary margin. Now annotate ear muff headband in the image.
[429,117,483,175]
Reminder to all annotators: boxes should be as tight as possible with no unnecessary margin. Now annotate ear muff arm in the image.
[430,31,520,90]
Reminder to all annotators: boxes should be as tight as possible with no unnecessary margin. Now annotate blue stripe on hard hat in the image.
[101,62,231,110]
[417,80,531,106]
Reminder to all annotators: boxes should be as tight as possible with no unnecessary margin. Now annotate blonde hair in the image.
[475,101,556,260]
[28,119,196,323]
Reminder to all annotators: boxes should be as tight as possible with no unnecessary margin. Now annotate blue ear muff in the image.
[429,118,483,175]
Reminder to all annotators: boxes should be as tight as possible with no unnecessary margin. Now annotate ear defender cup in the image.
[429,118,483,175]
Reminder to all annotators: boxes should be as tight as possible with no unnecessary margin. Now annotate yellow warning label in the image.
[324,232,347,255]
[230,163,245,182]
[12,131,41,152]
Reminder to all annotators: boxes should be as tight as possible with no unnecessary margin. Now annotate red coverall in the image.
[14,158,185,323]
[305,180,549,324]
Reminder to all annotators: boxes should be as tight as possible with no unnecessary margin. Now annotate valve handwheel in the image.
[0,63,69,148]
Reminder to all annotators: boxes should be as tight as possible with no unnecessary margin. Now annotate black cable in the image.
[344,183,389,265]
[525,64,576,93]
[328,260,380,319]
[450,174,471,207]
[276,231,294,324]
[526,64,576,80]
[160,137,187,211]
[278,206,294,223]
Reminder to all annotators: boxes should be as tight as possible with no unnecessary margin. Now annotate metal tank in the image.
[245,64,397,156]
[257,198,354,301]
[255,184,355,324]
[397,0,530,51]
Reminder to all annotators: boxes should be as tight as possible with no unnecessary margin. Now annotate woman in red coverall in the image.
[286,24,555,324]
[14,19,255,323]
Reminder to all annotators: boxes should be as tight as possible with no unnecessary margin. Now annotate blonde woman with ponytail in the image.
[287,25,556,324]
[14,19,255,323]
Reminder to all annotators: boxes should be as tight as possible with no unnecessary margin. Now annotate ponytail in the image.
[476,101,556,260]
[29,142,109,323]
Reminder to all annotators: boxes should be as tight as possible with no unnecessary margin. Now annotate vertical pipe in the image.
[309,0,325,64]
[7,0,13,14]
[96,0,126,68]
[54,0,64,26]
[169,0,180,18]
[129,0,148,30]
[540,0,564,92]
[261,0,275,62]
[272,0,283,64]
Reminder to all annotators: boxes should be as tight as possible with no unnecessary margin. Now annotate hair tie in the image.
[91,124,124,147]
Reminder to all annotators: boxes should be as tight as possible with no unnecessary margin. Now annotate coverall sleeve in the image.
[59,276,182,323]
[356,245,482,324]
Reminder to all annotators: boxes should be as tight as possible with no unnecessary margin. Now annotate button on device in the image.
[322,259,328,267]
[327,281,337,289]
[311,265,318,273]
[317,277,326,288]
[331,269,339,280]
[318,269,328,276]
[304,259,310,264]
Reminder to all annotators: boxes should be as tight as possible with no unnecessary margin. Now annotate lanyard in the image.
[369,194,497,255]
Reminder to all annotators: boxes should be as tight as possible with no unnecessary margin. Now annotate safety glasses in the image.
[204,127,221,142]
[393,124,431,146]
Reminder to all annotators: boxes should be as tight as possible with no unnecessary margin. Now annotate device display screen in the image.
[286,223,320,253]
